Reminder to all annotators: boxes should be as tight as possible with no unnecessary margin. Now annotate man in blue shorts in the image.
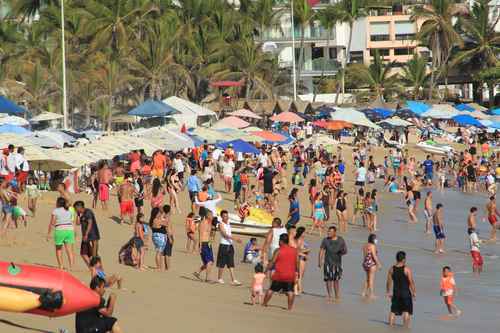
[193,210,215,282]
[422,155,434,186]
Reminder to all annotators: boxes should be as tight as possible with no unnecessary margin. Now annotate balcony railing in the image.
[261,27,335,41]
[310,58,341,72]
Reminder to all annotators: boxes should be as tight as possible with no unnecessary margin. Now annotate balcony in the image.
[261,27,335,42]
[279,58,340,76]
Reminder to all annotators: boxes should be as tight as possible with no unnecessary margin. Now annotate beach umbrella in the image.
[452,114,484,127]
[250,130,287,142]
[216,139,260,154]
[393,108,419,119]
[0,124,30,134]
[303,134,337,147]
[360,109,386,122]
[270,111,304,123]
[455,103,475,112]
[313,120,351,130]
[0,96,26,115]
[422,107,460,119]
[405,101,430,115]
[330,108,380,129]
[212,116,250,129]
[468,103,487,112]
[227,109,262,120]
[30,112,64,122]
[379,117,413,128]
[128,99,178,117]
[490,108,500,115]
[0,115,29,126]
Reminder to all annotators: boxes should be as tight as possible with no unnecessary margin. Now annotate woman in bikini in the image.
[405,185,418,223]
[352,187,365,226]
[335,191,348,233]
[294,226,310,295]
[361,233,381,299]
[364,192,375,232]
[150,178,165,209]
[166,169,181,214]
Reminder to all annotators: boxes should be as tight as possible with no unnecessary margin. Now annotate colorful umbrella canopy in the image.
[216,139,260,154]
[452,114,484,127]
[128,100,178,117]
[394,108,420,119]
[213,116,250,129]
[270,111,304,123]
[227,109,262,120]
[251,131,287,142]
[312,120,351,130]
[405,101,430,115]
[379,117,413,128]
[455,103,475,112]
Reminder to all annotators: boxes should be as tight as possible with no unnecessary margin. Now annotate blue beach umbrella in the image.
[452,114,484,127]
[128,100,178,117]
[405,101,430,115]
[490,108,500,115]
[216,139,260,154]
[0,96,26,115]
[455,103,475,112]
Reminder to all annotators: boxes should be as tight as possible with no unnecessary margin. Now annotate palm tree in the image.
[412,0,464,99]
[401,53,429,99]
[452,0,500,104]
[347,50,400,101]
[313,5,340,102]
[475,65,500,107]
[293,0,316,88]
[10,0,58,21]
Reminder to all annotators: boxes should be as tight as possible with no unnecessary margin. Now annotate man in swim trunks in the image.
[193,210,215,282]
[118,175,135,225]
[319,226,347,302]
[424,191,432,234]
[485,196,499,241]
[433,203,445,254]
[75,276,123,333]
[468,227,483,276]
[97,162,112,211]
[74,201,101,267]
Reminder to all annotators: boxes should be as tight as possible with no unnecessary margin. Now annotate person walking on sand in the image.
[97,162,112,211]
[193,210,215,282]
[468,227,483,276]
[216,210,242,285]
[485,196,499,241]
[405,186,417,224]
[262,217,287,265]
[262,233,299,311]
[424,191,433,234]
[118,175,135,225]
[318,226,347,303]
[47,197,75,270]
[386,251,416,328]
[440,266,461,317]
[362,234,382,299]
[433,203,446,254]
[74,201,101,267]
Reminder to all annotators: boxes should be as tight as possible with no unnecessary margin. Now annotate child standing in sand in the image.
[250,263,266,305]
[26,177,41,217]
[440,266,461,317]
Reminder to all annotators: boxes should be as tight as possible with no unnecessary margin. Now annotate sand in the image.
[0,136,499,333]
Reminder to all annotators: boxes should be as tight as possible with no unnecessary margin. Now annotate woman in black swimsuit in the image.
[335,191,348,233]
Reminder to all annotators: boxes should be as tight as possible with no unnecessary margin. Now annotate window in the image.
[394,48,414,56]
[395,21,416,41]
[370,49,390,57]
[370,34,390,41]
[395,33,416,40]
[349,51,364,64]
[312,46,324,60]
[329,48,337,60]
[370,22,390,41]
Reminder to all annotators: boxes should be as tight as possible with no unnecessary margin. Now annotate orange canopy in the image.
[250,131,287,142]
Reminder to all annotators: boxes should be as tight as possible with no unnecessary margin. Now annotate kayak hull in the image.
[416,142,453,156]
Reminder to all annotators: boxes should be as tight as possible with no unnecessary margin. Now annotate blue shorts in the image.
[2,204,12,215]
[433,225,445,239]
[425,172,433,180]
[200,242,214,265]
[152,232,167,252]
[314,210,325,221]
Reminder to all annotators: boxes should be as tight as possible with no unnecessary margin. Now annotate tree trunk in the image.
[341,22,353,103]
[472,81,483,104]
[296,26,305,92]
[313,29,331,102]
[107,97,113,134]
[488,82,495,108]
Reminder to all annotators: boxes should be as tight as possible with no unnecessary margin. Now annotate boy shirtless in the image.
[193,210,215,282]
[424,191,432,234]
[433,203,445,254]
[485,196,499,241]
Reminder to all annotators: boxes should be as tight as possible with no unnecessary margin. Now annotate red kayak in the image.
[0,261,100,317]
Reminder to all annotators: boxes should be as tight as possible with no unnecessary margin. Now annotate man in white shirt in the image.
[305,123,313,138]
[355,162,367,187]
[6,144,17,177]
[219,156,235,193]
[258,151,269,168]
[216,210,242,285]
[173,154,185,183]
[15,147,29,192]
[468,227,483,276]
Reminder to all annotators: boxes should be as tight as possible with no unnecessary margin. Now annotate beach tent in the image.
[270,130,295,145]
[212,116,250,129]
[455,104,475,112]
[0,96,26,115]
[216,139,260,154]
[270,111,304,123]
[379,117,413,128]
[330,107,381,129]
[163,96,217,127]
[227,109,262,119]
[216,128,264,143]
[0,124,30,134]
[394,109,420,119]
[128,100,178,117]
[0,115,29,126]
[312,120,351,130]
[452,114,484,127]
[478,119,500,128]
[405,101,430,115]
[303,134,337,147]
[30,112,64,122]
[422,105,461,119]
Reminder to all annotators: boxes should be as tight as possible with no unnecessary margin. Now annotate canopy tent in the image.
[128,100,178,117]
[454,103,475,112]
[303,134,337,147]
[330,108,381,129]
[0,115,29,126]
[422,105,461,119]
[216,139,260,154]
[268,131,295,145]
[250,131,287,142]
[129,128,194,152]
[212,116,250,129]
[379,117,413,128]
[270,111,304,123]
[30,112,64,122]
[242,126,262,132]
[405,101,430,115]
[394,108,420,119]
[0,96,26,115]
[216,128,264,143]
[163,96,217,127]
[0,124,30,134]
[452,114,484,127]
[312,120,351,130]
[315,105,336,119]
[227,109,262,119]
[361,108,391,122]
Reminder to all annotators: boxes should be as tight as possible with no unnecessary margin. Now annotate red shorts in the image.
[444,295,454,305]
[488,215,497,226]
[120,200,135,216]
[471,251,483,267]
[17,171,28,185]
[5,172,14,182]
[99,184,109,202]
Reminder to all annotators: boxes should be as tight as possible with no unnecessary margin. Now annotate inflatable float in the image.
[218,207,272,236]
[0,261,100,317]
[416,140,454,156]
